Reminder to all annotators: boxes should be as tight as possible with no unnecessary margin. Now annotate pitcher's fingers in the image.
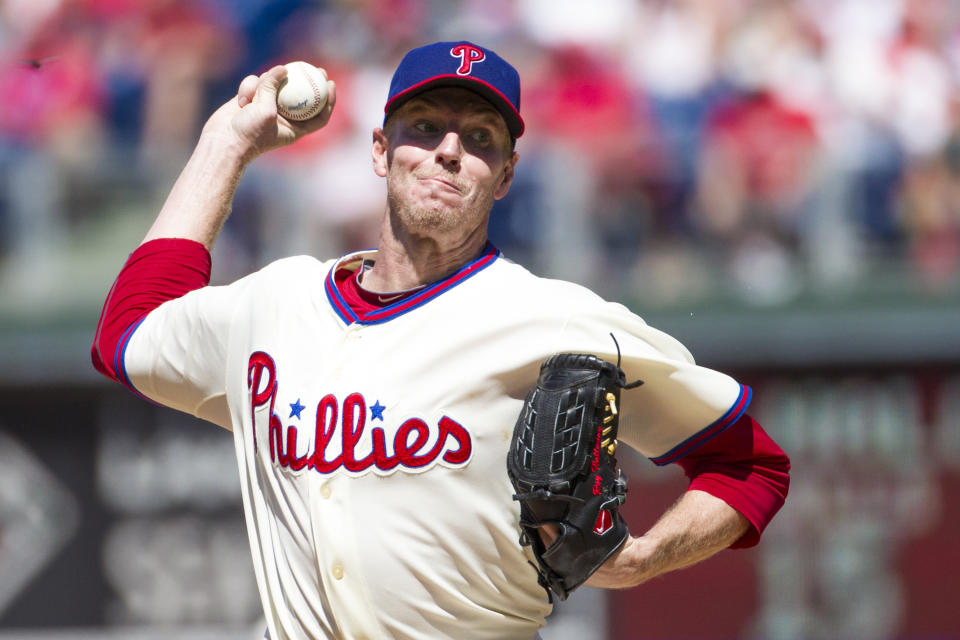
[326,79,337,111]
[317,79,337,120]
[237,74,260,108]
[312,79,337,124]
[252,65,288,107]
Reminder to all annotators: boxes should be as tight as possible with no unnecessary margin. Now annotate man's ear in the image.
[494,151,519,200]
[372,127,389,178]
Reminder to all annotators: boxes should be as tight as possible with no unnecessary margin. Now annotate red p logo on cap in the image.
[384,41,525,138]
[451,44,485,75]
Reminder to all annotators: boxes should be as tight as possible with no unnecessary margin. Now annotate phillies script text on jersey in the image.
[247,351,473,474]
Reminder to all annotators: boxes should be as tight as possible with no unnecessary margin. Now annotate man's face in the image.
[373,87,518,241]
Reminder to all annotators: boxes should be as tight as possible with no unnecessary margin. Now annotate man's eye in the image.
[415,121,440,133]
[468,129,492,145]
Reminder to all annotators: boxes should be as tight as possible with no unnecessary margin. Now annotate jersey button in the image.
[320,483,332,499]
[332,564,344,580]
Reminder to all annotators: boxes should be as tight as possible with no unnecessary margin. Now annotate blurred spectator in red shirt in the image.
[696,88,818,240]
[0,1,107,159]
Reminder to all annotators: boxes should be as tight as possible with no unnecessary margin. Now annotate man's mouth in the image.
[421,176,463,193]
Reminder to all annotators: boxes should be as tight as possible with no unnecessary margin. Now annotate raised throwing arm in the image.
[92,65,336,390]
[142,65,336,249]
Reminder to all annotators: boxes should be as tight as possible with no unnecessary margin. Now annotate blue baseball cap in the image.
[384,41,524,139]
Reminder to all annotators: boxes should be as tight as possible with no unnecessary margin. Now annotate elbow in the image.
[91,335,116,381]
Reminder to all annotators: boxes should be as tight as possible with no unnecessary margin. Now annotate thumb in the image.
[252,65,288,108]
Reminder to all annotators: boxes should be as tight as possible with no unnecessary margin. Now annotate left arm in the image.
[590,412,790,588]
[587,490,747,589]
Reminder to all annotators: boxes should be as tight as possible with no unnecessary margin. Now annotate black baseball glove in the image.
[507,347,642,600]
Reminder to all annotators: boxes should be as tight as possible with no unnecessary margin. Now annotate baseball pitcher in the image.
[92,41,790,640]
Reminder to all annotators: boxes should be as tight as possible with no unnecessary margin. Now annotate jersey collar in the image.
[324,242,500,325]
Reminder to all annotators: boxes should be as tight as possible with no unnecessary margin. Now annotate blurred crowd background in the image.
[3,0,960,314]
[2,1,960,639]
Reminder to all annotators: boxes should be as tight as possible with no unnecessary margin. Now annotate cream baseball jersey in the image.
[121,245,750,640]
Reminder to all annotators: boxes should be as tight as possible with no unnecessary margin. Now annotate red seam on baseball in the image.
[280,65,325,120]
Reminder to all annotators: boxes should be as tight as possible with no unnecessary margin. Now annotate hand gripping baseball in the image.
[202,65,337,162]
[507,340,643,601]
[141,66,336,248]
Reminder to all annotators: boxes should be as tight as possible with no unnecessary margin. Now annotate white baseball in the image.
[277,61,329,121]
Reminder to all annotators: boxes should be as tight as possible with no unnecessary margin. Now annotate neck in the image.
[361,208,490,293]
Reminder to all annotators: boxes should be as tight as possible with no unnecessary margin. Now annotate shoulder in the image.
[232,255,333,290]
[485,256,643,327]
[255,254,331,276]
[484,255,695,363]
[182,255,334,311]
[485,255,610,307]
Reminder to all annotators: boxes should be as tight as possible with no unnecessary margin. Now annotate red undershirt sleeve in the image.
[675,413,791,548]
[91,238,212,385]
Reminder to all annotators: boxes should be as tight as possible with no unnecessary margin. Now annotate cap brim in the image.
[384,75,525,139]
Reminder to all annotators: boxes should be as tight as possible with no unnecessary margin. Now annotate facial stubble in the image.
[385,171,498,239]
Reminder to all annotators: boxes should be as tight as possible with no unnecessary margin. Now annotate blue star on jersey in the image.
[289,398,305,419]
[370,400,386,421]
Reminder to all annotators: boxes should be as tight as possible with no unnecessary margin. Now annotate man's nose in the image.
[435,131,463,169]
